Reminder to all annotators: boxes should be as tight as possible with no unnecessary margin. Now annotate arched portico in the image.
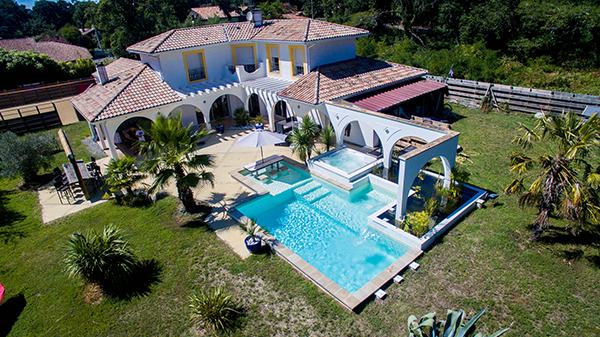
[395,136,458,220]
[167,104,207,132]
[114,116,154,156]
[209,94,244,122]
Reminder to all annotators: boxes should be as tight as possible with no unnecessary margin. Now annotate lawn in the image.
[1,107,599,336]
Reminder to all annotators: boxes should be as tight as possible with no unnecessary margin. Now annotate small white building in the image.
[71,16,458,219]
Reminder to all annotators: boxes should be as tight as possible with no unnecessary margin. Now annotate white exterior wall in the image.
[159,44,235,89]
[140,55,162,79]
[308,38,356,70]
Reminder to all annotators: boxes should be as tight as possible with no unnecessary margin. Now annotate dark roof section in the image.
[127,19,369,54]
[348,79,448,111]
[71,58,182,122]
[278,57,429,105]
[0,38,92,62]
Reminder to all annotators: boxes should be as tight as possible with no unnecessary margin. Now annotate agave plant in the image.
[407,308,511,337]
[64,225,139,289]
[189,287,240,333]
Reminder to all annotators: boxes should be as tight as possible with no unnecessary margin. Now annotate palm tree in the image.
[139,114,215,213]
[64,225,138,289]
[103,155,147,203]
[318,125,337,152]
[504,111,600,239]
[289,115,320,164]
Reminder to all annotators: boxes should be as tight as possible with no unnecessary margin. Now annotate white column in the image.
[103,123,118,158]
[395,158,410,221]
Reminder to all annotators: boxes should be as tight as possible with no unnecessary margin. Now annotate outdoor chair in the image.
[53,178,74,204]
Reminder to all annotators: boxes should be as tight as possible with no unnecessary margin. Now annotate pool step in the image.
[293,181,322,196]
[303,187,331,203]
[365,190,395,204]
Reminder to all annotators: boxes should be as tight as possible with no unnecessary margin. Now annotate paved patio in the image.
[38,128,295,259]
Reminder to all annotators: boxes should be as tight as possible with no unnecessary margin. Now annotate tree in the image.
[0,131,57,184]
[289,114,320,164]
[504,112,600,239]
[318,125,337,152]
[0,0,29,39]
[259,1,285,19]
[139,114,215,213]
[60,23,82,45]
[31,0,75,31]
[102,156,147,204]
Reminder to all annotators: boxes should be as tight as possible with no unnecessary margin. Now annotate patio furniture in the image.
[53,177,74,204]
[243,155,283,173]
[268,169,278,177]
[62,160,92,185]
[275,116,296,134]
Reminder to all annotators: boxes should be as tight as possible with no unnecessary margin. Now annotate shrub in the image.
[233,107,250,127]
[63,225,139,289]
[102,156,147,205]
[189,287,240,333]
[402,210,432,238]
[0,131,58,183]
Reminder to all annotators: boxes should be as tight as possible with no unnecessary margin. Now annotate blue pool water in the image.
[237,165,410,294]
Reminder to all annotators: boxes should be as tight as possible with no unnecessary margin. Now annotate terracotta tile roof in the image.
[348,79,448,111]
[0,37,92,62]
[92,57,142,78]
[190,6,243,20]
[71,58,181,122]
[127,19,368,54]
[278,57,429,105]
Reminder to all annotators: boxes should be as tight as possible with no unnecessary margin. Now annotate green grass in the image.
[1,111,599,336]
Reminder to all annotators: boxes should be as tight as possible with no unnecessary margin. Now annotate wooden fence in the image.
[0,102,62,135]
[426,75,600,115]
[0,78,94,110]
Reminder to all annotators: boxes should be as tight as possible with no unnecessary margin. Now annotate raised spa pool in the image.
[308,147,382,187]
[236,164,410,294]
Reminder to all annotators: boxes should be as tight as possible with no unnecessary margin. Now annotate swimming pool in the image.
[236,164,410,294]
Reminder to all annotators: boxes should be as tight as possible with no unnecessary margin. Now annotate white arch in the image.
[395,136,459,220]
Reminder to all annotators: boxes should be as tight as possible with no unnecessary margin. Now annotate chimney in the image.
[253,8,263,27]
[96,64,109,86]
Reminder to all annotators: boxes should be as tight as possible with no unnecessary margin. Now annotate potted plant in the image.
[239,218,264,254]
[214,116,226,134]
[253,115,266,130]
[233,107,250,127]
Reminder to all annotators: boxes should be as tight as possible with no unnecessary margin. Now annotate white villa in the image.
[71,12,459,220]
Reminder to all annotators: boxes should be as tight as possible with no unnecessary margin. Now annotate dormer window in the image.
[266,44,280,75]
[183,50,208,83]
[232,44,257,73]
[289,46,305,78]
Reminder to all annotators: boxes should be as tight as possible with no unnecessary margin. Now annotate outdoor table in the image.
[243,155,283,173]
[62,160,92,185]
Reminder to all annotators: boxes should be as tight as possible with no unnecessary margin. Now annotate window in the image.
[289,46,305,78]
[183,51,208,83]
[232,44,257,73]
[266,44,280,75]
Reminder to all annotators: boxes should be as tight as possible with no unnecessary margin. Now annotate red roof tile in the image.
[127,19,368,54]
[71,58,181,122]
[190,6,243,20]
[348,80,448,111]
[0,38,92,62]
[278,57,428,105]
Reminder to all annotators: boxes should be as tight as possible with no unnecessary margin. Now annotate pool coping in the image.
[229,156,423,311]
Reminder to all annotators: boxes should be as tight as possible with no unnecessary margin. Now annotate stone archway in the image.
[387,135,428,182]
[336,119,384,153]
